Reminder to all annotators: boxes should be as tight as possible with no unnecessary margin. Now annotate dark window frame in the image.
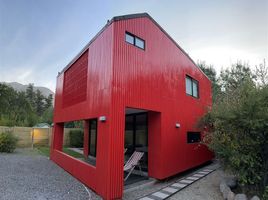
[125,31,145,50]
[186,75,199,98]
[89,118,98,157]
[125,112,148,153]
[187,132,201,144]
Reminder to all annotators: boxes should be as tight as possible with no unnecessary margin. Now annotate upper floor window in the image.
[186,75,199,98]
[125,33,134,45]
[125,32,145,50]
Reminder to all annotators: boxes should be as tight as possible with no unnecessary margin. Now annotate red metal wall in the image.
[51,23,115,199]
[51,15,213,200]
[109,16,213,193]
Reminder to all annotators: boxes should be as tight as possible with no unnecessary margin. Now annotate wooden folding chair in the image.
[124,151,144,181]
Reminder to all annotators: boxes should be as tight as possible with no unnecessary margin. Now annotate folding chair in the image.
[124,151,144,181]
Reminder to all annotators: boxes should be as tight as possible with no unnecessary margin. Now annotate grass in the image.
[37,147,84,158]
[62,148,84,158]
[37,147,50,156]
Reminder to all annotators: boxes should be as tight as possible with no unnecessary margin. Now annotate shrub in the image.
[0,132,18,153]
[69,129,84,147]
[263,186,268,200]
[200,81,268,195]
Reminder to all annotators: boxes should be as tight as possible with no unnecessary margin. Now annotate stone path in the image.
[138,168,215,200]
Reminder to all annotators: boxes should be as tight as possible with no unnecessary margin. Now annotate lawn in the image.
[37,147,84,158]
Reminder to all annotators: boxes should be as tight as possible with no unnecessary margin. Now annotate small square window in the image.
[125,33,134,45]
[187,132,201,143]
[135,37,145,49]
[125,31,145,50]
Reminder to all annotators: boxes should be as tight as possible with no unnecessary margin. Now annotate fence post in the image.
[31,128,34,149]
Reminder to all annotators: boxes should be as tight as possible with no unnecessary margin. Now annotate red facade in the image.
[51,13,213,200]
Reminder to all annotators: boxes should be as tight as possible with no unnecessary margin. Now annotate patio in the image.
[68,147,149,185]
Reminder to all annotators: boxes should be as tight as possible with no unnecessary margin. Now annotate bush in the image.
[0,132,18,153]
[200,81,268,195]
[69,129,84,147]
[263,186,268,200]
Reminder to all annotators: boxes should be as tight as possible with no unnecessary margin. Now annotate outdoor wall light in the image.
[175,123,180,128]
[99,116,107,122]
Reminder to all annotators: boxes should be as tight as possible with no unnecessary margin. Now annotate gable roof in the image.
[59,13,209,81]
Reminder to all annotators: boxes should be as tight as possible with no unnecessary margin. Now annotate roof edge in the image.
[58,12,210,82]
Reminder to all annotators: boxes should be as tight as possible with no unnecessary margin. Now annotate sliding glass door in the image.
[125,112,148,170]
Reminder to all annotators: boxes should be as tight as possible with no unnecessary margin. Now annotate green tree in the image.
[255,59,268,86]
[219,62,256,92]
[198,61,221,101]
[26,83,36,108]
[0,84,15,119]
[200,62,268,195]
[41,106,53,125]
[45,94,53,109]
[0,83,53,127]
[35,89,45,117]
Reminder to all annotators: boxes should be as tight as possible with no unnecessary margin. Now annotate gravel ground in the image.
[0,148,100,200]
[168,169,224,200]
[1,149,223,200]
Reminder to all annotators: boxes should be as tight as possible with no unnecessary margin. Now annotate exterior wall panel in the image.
[112,17,213,179]
[52,14,213,200]
[51,24,114,199]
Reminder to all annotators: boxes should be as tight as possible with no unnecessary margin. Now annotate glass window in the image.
[125,33,134,45]
[125,31,145,50]
[89,119,97,157]
[135,114,148,148]
[186,76,192,95]
[186,75,199,98]
[187,132,201,143]
[135,37,145,49]
[192,80,198,98]
[125,115,134,151]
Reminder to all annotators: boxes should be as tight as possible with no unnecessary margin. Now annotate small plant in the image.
[69,129,84,147]
[263,186,268,200]
[0,132,18,153]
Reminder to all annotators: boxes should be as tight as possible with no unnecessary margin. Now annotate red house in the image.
[51,13,213,200]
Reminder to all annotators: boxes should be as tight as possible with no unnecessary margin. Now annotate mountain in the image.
[2,82,54,97]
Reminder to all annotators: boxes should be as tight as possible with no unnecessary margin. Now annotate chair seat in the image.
[123,151,144,181]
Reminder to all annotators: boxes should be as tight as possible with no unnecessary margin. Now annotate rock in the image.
[234,193,247,200]
[227,191,235,200]
[224,177,237,189]
[220,181,228,193]
[250,196,260,200]
[223,186,231,199]
[220,181,232,199]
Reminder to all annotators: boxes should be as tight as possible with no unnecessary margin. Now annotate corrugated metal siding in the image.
[62,50,88,108]
[52,24,114,199]
[52,15,213,200]
[112,17,213,180]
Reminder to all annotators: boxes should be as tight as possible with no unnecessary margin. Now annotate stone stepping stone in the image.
[138,168,215,200]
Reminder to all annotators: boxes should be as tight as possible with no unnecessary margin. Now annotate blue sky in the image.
[0,0,267,91]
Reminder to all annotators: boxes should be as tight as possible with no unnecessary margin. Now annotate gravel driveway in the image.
[0,149,223,200]
[0,149,100,200]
